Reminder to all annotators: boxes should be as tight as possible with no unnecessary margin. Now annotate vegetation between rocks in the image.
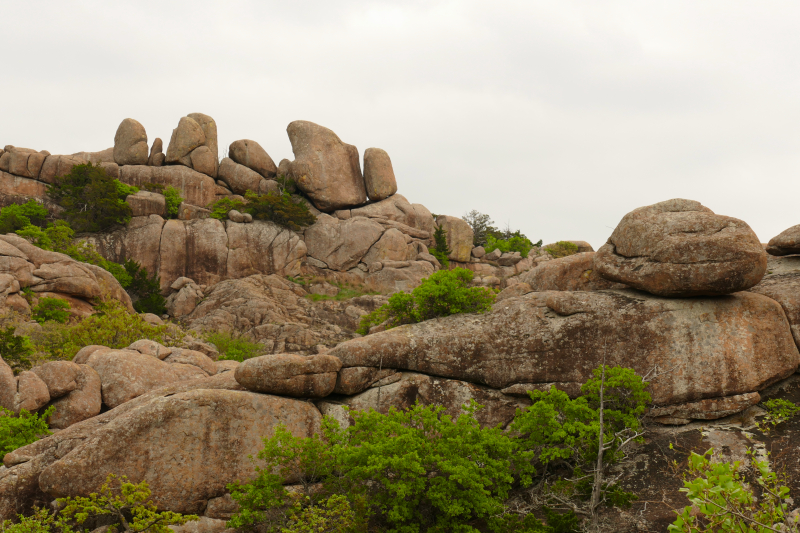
[204,330,265,363]
[431,225,451,267]
[462,210,541,257]
[206,190,316,231]
[0,406,53,460]
[357,268,495,335]
[544,241,579,259]
[31,297,70,324]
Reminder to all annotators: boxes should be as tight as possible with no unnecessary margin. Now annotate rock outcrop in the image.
[286,121,367,212]
[518,252,625,292]
[594,199,767,296]
[235,353,342,397]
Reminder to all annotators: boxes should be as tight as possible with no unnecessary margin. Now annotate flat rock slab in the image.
[330,289,800,406]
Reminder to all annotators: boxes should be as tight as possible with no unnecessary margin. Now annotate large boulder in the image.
[83,349,182,408]
[113,118,149,166]
[234,353,342,397]
[158,219,229,292]
[13,371,50,414]
[286,121,367,212]
[47,365,102,429]
[0,357,15,411]
[767,225,800,256]
[304,214,384,271]
[38,389,321,514]
[31,361,81,398]
[39,155,85,184]
[434,215,474,263]
[218,157,264,195]
[85,215,166,281]
[126,190,166,217]
[363,148,398,202]
[361,228,410,265]
[0,147,48,179]
[594,199,767,297]
[330,289,800,408]
[519,252,625,292]
[229,139,277,179]
[187,113,219,178]
[749,255,800,349]
[166,116,206,167]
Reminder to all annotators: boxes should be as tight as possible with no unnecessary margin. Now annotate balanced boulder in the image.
[766,225,800,256]
[594,199,767,296]
[363,147,398,201]
[229,139,277,179]
[234,353,342,397]
[113,118,148,166]
[286,121,367,211]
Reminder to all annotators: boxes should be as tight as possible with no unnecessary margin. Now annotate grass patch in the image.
[204,330,265,362]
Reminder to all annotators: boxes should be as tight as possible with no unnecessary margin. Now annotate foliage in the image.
[47,163,133,232]
[0,406,54,460]
[431,225,451,267]
[485,233,541,259]
[282,494,364,533]
[0,326,34,374]
[204,331,265,363]
[141,182,165,193]
[0,200,49,235]
[544,241,579,259]
[208,197,246,220]
[757,398,800,433]
[510,366,649,517]
[115,180,139,198]
[357,268,495,335]
[669,448,798,533]
[243,190,316,231]
[124,260,166,315]
[31,297,70,324]
[228,402,522,533]
[163,186,183,219]
[30,301,183,361]
[462,210,495,247]
[0,506,53,533]
[56,474,197,533]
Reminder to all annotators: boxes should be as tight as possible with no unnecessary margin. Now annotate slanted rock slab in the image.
[235,353,342,398]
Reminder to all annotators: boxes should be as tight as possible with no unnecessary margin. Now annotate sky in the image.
[2,0,800,249]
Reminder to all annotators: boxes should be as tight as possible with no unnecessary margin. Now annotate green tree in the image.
[0,406,54,460]
[0,326,34,374]
[31,297,71,324]
[0,200,49,234]
[163,186,183,219]
[462,210,495,247]
[431,225,451,267]
[47,162,133,232]
[357,268,495,334]
[124,260,166,315]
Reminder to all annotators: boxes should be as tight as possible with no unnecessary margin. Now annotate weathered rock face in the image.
[0,357,15,411]
[83,350,182,408]
[330,289,800,406]
[229,139,277,179]
[13,371,50,414]
[304,215,384,271]
[361,228,410,265]
[39,155,85,184]
[435,215,474,263]
[363,148,398,202]
[166,116,205,167]
[119,165,217,208]
[47,365,102,429]
[38,389,321,514]
[187,113,219,178]
[218,157,264,195]
[320,372,530,429]
[286,121,367,212]
[235,353,342,397]
[113,118,149,166]
[31,361,81,398]
[148,138,164,167]
[749,255,800,350]
[184,274,387,353]
[127,190,166,217]
[767,225,800,256]
[519,252,626,292]
[225,220,307,280]
[594,199,767,297]
[362,261,435,294]
[0,147,48,180]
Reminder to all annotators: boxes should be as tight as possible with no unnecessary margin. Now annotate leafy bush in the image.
[0,406,54,460]
[30,301,183,361]
[203,331,264,363]
[208,197,246,220]
[115,180,139,198]
[669,448,799,533]
[31,297,70,324]
[431,225,451,267]
[46,162,133,232]
[485,233,542,258]
[757,398,800,433]
[0,326,34,374]
[357,268,494,334]
[124,260,166,315]
[163,186,183,219]
[243,191,316,231]
[544,241,579,259]
[0,200,48,235]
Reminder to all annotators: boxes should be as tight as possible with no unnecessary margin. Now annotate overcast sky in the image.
[2,1,799,249]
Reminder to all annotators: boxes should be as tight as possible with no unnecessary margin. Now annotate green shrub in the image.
[485,234,542,258]
[204,331,264,363]
[46,162,133,232]
[357,268,494,334]
[757,398,800,432]
[124,260,166,315]
[242,191,317,231]
[0,200,48,235]
[670,448,798,533]
[164,186,183,219]
[31,297,70,324]
[431,225,451,267]
[544,241,579,259]
[30,300,183,361]
[207,197,246,220]
[142,182,165,193]
[0,326,34,374]
[0,406,54,460]
[115,180,139,198]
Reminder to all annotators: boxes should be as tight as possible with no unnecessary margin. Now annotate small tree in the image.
[163,187,183,219]
[463,210,495,247]
[431,225,451,267]
[0,326,34,374]
[47,162,133,232]
[124,260,166,315]
[31,297,71,324]
[0,406,54,459]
